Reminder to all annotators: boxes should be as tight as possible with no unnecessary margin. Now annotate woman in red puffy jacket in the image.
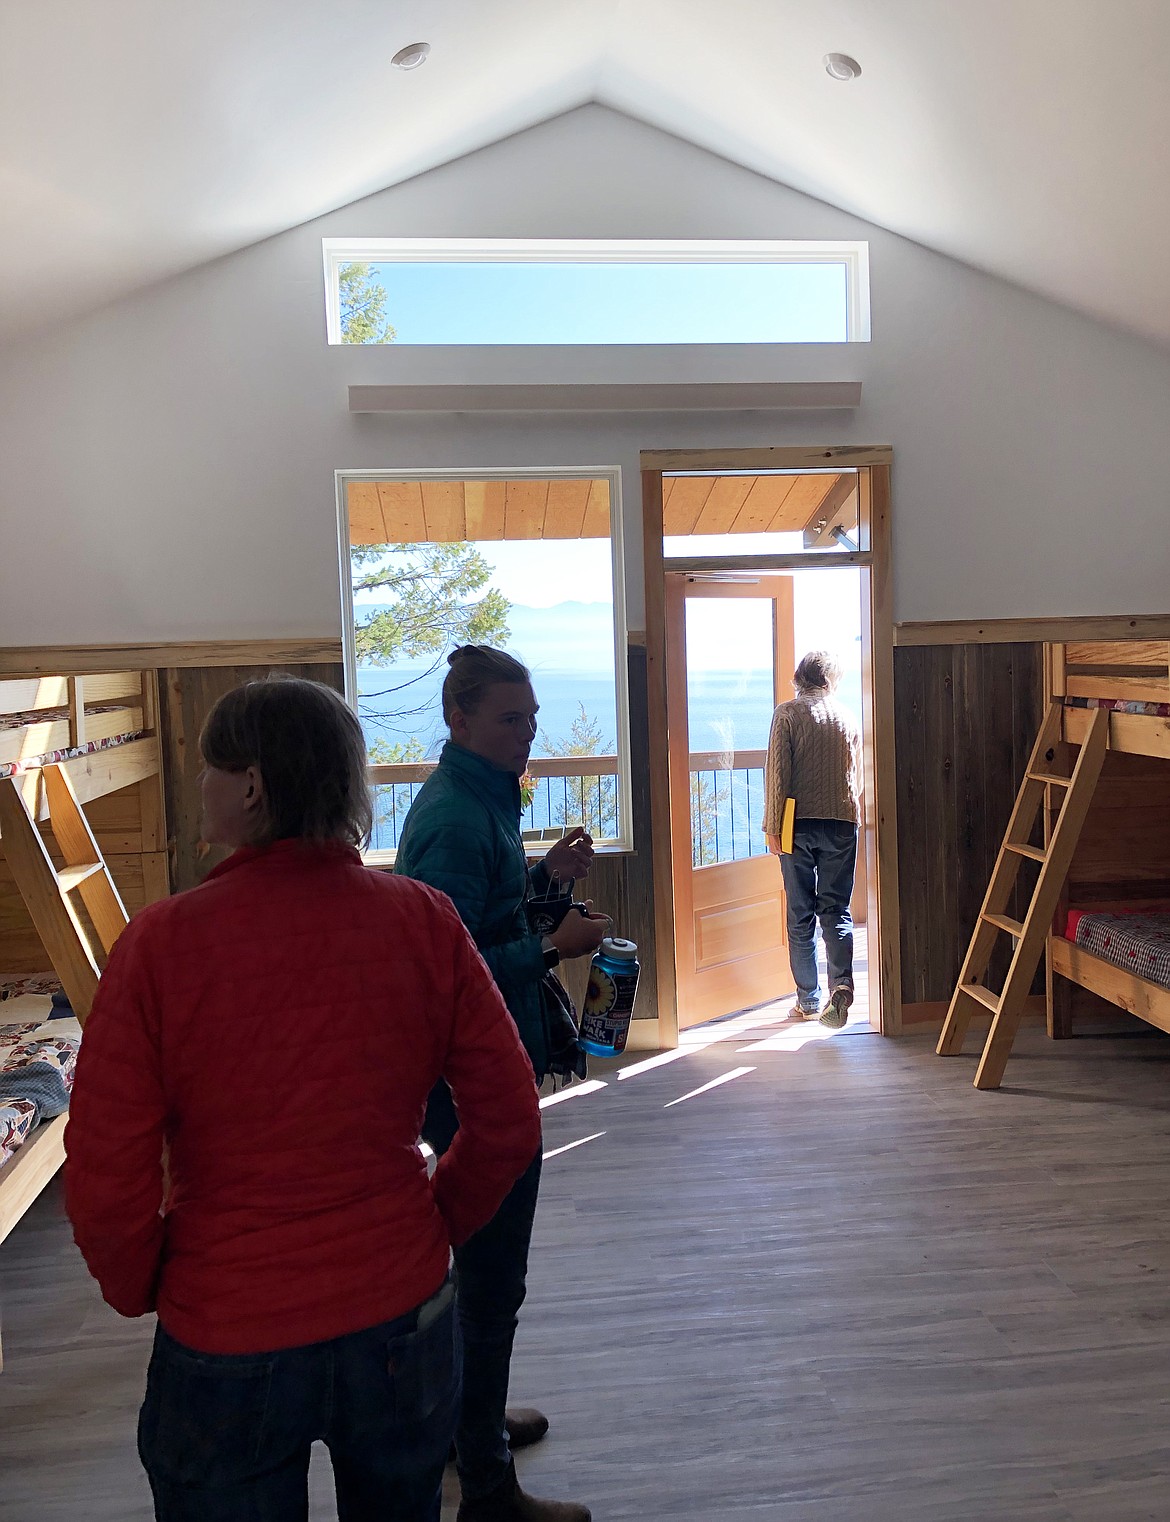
[64,677,541,1522]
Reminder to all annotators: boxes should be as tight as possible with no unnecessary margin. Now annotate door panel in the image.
[666,575,797,1029]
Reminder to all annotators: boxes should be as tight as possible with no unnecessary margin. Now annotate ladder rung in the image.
[983,912,1025,937]
[57,862,104,894]
[1004,842,1047,862]
[1028,771,1071,787]
[961,983,1002,1014]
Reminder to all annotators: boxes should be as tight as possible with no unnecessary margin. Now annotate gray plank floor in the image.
[4,1010,1170,1520]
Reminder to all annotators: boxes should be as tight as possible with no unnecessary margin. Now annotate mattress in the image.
[1064,908,1170,990]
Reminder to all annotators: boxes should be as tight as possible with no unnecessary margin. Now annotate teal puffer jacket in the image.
[395,742,551,1078]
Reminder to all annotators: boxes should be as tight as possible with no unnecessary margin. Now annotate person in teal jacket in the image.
[395,645,608,1522]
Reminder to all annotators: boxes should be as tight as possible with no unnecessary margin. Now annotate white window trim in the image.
[335,465,634,863]
[322,238,870,345]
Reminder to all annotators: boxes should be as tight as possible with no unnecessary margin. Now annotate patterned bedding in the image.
[1064,909,1170,991]
[0,723,144,780]
[1063,695,1170,719]
[0,1022,80,1169]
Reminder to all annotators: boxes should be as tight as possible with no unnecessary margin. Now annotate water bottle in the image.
[580,938,641,1057]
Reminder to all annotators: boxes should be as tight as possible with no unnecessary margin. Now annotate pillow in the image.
[0,1096,38,1168]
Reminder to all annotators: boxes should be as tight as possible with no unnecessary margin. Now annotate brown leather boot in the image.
[450,1408,551,1464]
[505,1407,550,1449]
[457,1463,591,1522]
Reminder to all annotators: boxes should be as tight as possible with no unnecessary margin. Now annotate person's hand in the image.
[549,901,609,960]
[544,825,595,884]
[765,833,784,857]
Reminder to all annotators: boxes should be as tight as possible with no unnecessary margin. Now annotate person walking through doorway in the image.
[764,650,863,1028]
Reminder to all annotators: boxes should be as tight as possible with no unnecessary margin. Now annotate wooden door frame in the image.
[640,445,901,1043]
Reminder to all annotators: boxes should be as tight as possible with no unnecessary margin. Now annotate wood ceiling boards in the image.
[347,473,856,545]
[663,472,856,540]
[346,479,610,544]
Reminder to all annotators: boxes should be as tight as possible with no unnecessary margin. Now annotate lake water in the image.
[360,663,863,854]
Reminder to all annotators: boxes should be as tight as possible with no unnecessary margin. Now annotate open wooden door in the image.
[666,573,797,1029]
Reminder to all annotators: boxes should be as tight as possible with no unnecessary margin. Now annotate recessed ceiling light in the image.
[392,41,431,70]
[824,52,861,81]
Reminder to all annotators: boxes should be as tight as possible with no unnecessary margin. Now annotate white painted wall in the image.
[2,104,1168,645]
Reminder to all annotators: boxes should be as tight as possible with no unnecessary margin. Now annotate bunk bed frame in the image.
[0,670,167,1261]
[939,639,1170,1088]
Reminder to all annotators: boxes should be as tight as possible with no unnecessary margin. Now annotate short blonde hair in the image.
[794,650,841,694]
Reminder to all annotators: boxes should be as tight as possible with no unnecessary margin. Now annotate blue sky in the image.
[356,260,848,344]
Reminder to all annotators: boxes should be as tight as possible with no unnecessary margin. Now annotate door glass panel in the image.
[684,597,774,868]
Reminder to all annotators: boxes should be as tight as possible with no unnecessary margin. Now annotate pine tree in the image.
[541,704,618,839]
[339,263,397,344]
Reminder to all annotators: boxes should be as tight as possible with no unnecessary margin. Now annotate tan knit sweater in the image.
[763,691,862,831]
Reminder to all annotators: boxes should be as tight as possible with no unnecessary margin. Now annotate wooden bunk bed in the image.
[939,639,1170,1088]
[0,669,167,1272]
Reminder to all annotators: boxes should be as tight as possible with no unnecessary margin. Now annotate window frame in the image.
[322,238,871,345]
[335,465,634,863]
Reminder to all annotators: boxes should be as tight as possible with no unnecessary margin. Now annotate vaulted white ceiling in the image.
[3,1,1167,345]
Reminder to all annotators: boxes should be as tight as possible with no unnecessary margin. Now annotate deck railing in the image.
[368,749,769,861]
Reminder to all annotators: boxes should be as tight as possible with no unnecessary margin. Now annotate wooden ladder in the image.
[937,701,1109,1089]
[0,762,129,1024]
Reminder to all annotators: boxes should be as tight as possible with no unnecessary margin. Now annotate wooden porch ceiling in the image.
[345,472,856,544]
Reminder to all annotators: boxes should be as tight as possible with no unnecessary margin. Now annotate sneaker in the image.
[820,985,853,1029]
[793,998,820,1021]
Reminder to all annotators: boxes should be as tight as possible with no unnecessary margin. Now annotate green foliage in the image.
[353,542,511,797]
[540,703,618,839]
[368,736,428,836]
[338,262,397,345]
[352,543,511,666]
[690,773,720,866]
[368,737,427,765]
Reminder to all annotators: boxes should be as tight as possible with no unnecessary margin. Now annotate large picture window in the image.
[337,471,631,861]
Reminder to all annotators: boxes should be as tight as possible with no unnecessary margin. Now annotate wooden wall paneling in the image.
[159,662,346,893]
[927,648,959,1007]
[1066,750,1170,892]
[895,642,1044,1011]
[894,649,929,1003]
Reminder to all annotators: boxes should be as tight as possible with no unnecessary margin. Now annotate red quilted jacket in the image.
[64,839,541,1355]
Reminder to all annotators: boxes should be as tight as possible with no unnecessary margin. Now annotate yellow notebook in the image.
[780,796,796,855]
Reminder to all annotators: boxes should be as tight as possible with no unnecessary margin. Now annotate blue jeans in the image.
[138,1278,459,1522]
[780,819,858,1010]
[423,1080,542,1503]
